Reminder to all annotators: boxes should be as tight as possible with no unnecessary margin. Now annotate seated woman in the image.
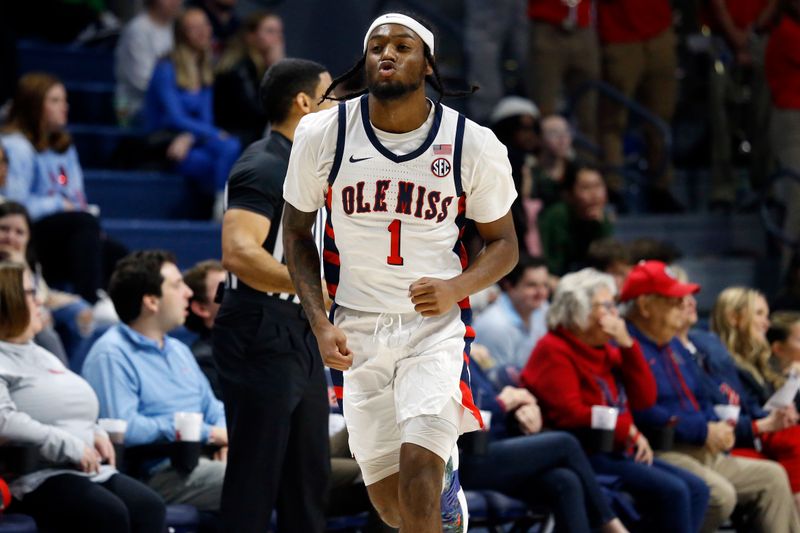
[521,268,709,532]
[0,201,117,366]
[144,7,241,220]
[214,10,284,146]
[707,287,800,507]
[462,342,627,533]
[1,73,126,303]
[0,259,165,533]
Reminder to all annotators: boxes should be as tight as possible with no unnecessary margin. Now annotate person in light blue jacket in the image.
[1,73,126,303]
[83,250,227,511]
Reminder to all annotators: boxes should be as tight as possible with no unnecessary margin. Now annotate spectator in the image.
[464,354,628,532]
[706,0,779,209]
[0,200,108,365]
[214,11,285,146]
[143,7,242,220]
[626,237,683,265]
[82,250,227,511]
[586,238,632,292]
[527,0,599,143]
[769,311,800,375]
[0,260,166,533]
[183,259,225,399]
[533,114,574,208]
[538,162,613,276]
[711,287,792,410]
[1,73,127,303]
[675,283,800,512]
[596,0,683,213]
[473,254,549,372]
[464,0,528,122]
[490,97,542,255]
[623,260,800,532]
[187,0,240,57]
[114,0,181,125]
[766,0,800,273]
[522,268,710,533]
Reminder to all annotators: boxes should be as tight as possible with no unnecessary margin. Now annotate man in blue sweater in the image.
[83,250,227,511]
[621,260,799,532]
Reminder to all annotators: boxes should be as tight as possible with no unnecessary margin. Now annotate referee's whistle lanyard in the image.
[594,373,628,413]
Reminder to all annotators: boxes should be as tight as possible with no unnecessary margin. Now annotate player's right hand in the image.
[316,322,354,371]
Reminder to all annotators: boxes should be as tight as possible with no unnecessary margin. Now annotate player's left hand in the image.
[409,277,460,316]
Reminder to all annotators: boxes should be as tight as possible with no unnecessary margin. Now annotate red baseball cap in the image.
[619,260,700,302]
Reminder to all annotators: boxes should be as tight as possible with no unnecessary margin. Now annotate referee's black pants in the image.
[212,292,330,533]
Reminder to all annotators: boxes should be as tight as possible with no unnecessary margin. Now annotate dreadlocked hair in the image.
[321,44,478,104]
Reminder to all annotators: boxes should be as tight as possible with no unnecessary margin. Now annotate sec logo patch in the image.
[431,158,451,177]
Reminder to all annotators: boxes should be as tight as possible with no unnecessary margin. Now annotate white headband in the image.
[363,13,435,56]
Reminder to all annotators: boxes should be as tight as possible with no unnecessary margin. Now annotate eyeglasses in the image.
[593,301,617,312]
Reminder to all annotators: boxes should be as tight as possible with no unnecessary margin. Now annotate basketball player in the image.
[213,59,334,533]
[282,13,518,533]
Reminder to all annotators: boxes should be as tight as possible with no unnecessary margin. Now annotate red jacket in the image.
[521,328,657,450]
[597,0,673,44]
[766,15,800,110]
[528,0,593,29]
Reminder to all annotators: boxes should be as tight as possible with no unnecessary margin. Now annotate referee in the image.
[212,59,334,533]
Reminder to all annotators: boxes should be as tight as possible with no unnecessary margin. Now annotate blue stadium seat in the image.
[66,82,116,125]
[482,491,529,523]
[0,514,37,533]
[165,504,200,533]
[70,124,145,168]
[102,220,221,270]
[17,40,114,84]
[464,490,489,525]
[84,170,197,219]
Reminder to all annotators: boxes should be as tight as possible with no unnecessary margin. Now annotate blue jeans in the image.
[177,135,241,194]
[590,453,709,533]
[460,431,615,533]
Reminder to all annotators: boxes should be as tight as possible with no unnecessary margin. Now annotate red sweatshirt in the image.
[766,15,800,110]
[597,0,673,44]
[521,328,657,450]
[528,0,593,29]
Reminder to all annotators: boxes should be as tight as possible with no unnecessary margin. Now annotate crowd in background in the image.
[0,0,799,532]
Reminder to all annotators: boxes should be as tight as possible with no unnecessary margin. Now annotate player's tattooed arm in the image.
[282,203,327,328]
[283,203,353,370]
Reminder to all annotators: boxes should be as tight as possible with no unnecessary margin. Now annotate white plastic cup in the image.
[174,412,203,442]
[713,404,741,424]
[98,418,128,444]
[591,406,619,431]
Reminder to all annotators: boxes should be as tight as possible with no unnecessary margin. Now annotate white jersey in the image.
[284,95,516,314]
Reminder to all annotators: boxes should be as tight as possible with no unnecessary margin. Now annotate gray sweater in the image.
[0,340,114,498]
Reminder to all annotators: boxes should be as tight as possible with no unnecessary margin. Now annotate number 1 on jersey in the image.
[387,219,404,266]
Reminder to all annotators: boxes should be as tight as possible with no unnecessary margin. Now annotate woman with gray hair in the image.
[521,268,710,532]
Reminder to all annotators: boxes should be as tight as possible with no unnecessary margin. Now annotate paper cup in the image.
[591,406,619,430]
[98,418,128,444]
[174,412,203,442]
[713,404,740,424]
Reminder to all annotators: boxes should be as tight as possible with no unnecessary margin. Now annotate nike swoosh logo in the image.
[349,155,373,163]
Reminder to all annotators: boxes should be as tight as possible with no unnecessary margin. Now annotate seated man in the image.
[183,259,225,399]
[83,250,227,511]
[623,260,800,532]
[473,254,549,372]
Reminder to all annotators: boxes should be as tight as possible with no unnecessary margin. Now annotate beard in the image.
[368,76,424,101]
